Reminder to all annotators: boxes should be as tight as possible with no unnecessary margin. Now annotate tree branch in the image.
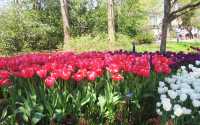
[171,0,178,8]
[169,2,200,21]
[172,0,178,6]
[170,1,200,16]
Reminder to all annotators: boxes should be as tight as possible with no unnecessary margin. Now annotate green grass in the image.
[63,34,200,53]
[64,33,132,52]
[137,41,200,52]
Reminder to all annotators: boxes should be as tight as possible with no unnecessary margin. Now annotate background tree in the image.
[0,0,155,54]
[160,0,200,53]
[181,11,194,39]
[116,0,148,36]
[191,9,200,29]
[60,0,70,45]
[0,0,63,54]
[107,0,115,43]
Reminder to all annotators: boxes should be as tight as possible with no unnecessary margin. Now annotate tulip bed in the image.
[0,50,199,125]
[157,62,200,125]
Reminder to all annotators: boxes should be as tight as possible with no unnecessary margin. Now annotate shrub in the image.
[134,32,155,44]
[0,7,62,55]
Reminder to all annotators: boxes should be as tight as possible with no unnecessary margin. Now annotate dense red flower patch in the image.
[0,52,173,88]
[152,55,172,74]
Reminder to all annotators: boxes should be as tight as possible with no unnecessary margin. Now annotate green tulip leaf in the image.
[0,108,7,120]
[22,114,29,122]
[97,96,106,113]
[32,112,44,124]
[80,96,91,106]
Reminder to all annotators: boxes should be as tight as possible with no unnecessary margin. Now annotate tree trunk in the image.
[14,0,19,4]
[60,0,70,45]
[107,0,115,43]
[160,19,169,53]
[160,0,170,53]
[33,0,36,9]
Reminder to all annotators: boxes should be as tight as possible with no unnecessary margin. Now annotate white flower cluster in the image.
[156,61,200,119]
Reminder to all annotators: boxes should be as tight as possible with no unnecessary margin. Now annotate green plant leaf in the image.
[32,112,44,124]
[55,109,62,114]
[112,95,120,105]
[24,101,31,116]
[22,114,29,122]
[16,107,26,114]
[80,96,91,106]
[30,95,37,105]
[0,107,7,120]
[36,105,44,112]
[97,95,106,113]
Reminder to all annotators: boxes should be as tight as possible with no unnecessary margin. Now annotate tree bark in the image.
[160,19,169,53]
[160,0,200,53]
[14,0,19,4]
[160,0,170,53]
[107,0,115,43]
[60,0,70,45]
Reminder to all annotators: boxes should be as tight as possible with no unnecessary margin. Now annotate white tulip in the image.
[174,104,183,117]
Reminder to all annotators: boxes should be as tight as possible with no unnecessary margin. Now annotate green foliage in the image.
[181,11,195,27]
[64,33,133,52]
[0,70,165,125]
[0,0,154,55]
[0,8,25,54]
[190,9,200,29]
[97,82,121,123]
[134,32,155,44]
[69,0,107,36]
[0,3,62,55]
[16,95,44,124]
[116,0,148,36]
[63,33,200,53]
[68,0,148,37]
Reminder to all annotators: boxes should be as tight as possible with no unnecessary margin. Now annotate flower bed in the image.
[157,61,200,125]
[0,50,200,125]
[0,51,173,125]
[0,51,172,87]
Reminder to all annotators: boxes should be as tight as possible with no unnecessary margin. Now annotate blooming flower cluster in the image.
[152,55,172,74]
[164,51,200,69]
[0,51,172,88]
[156,61,200,119]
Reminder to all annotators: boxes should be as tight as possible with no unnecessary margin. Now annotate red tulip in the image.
[95,68,103,77]
[87,71,97,81]
[0,70,10,79]
[73,72,85,81]
[60,70,71,80]
[43,63,52,71]
[36,69,47,79]
[152,54,172,75]
[112,73,124,81]
[77,69,87,77]
[44,77,56,88]
[50,72,59,79]
[66,64,74,72]
[140,69,150,78]
[0,79,11,87]
[20,67,35,78]
[71,68,87,81]
[106,64,120,74]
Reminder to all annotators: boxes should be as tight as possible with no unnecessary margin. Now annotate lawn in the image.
[137,41,200,52]
[63,35,200,53]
